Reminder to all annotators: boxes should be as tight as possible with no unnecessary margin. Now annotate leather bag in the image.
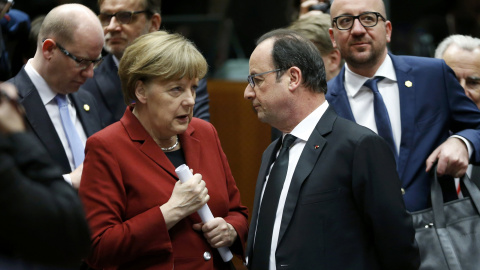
[410,166,480,270]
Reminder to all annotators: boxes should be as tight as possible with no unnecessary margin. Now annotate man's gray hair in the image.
[435,35,480,59]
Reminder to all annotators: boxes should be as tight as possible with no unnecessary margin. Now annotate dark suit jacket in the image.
[83,54,211,126]
[327,53,480,211]
[79,107,248,270]
[0,132,90,268]
[246,107,419,270]
[8,67,103,174]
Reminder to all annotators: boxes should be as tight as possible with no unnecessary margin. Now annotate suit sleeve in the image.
[193,78,210,122]
[442,61,480,163]
[79,135,173,269]
[352,134,420,270]
[0,132,91,267]
[209,123,249,259]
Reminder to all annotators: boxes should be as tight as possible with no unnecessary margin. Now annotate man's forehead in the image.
[100,0,143,11]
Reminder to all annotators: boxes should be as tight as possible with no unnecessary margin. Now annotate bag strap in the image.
[431,164,480,228]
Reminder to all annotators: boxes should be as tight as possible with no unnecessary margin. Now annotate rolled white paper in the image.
[175,164,233,262]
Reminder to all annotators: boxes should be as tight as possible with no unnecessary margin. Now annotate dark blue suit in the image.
[83,54,211,127]
[8,67,104,174]
[326,53,480,211]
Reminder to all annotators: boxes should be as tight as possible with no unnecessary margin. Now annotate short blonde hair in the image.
[118,31,208,105]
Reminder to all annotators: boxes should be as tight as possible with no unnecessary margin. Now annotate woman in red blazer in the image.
[78,31,249,270]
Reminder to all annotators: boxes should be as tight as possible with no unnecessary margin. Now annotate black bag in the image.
[410,166,480,270]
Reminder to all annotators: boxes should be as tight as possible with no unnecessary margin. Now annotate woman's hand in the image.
[193,218,237,248]
[160,173,210,229]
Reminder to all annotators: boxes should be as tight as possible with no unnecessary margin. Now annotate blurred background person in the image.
[83,0,211,127]
[0,82,90,269]
[435,35,480,109]
[79,31,248,270]
[7,4,104,189]
[435,34,480,193]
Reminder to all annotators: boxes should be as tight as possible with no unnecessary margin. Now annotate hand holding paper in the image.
[175,164,234,262]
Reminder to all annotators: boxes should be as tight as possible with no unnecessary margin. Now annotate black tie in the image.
[251,134,297,270]
[363,77,398,159]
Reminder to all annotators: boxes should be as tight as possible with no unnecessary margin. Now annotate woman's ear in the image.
[135,80,147,104]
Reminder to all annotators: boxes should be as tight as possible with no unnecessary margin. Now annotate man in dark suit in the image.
[327,0,480,211]
[244,29,419,270]
[83,0,210,126]
[7,3,104,189]
[0,82,91,269]
[435,34,480,193]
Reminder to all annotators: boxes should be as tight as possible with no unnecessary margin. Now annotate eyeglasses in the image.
[247,69,282,88]
[332,12,386,31]
[98,10,148,26]
[56,42,103,70]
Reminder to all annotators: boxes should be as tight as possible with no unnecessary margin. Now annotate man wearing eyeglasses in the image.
[326,0,480,212]
[244,29,419,270]
[7,4,104,190]
[83,0,211,127]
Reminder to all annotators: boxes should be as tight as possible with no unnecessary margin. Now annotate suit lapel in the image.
[95,55,124,120]
[15,68,71,173]
[246,137,282,260]
[326,68,356,122]
[181,124,201,172]
[389,53,415,183]
[70,89,102,137]
[277,106,332,245]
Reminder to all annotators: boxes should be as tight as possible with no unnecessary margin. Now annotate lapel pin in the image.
[405,81,412,87]
[83,104,90,111]
[314,145,319,149]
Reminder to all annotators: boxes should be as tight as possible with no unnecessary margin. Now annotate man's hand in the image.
[426,137,469,177]
[69,163,83,190]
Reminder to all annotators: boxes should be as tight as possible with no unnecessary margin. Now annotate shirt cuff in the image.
[63,173,73,186]
[451,135,473,159]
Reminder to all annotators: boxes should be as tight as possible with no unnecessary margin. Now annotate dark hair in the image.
[98,0,161,16]
[256,29,327,94]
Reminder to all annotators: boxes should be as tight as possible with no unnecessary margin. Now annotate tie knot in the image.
[363,76,384,93]
[55,94,68,107]
[282,134,297,149]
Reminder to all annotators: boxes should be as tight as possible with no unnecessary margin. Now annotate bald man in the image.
[8,4,105,189]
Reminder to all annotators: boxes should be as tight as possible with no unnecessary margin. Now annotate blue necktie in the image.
[364,77,398,159]
[55,94,84,169]
[251,134,297,270]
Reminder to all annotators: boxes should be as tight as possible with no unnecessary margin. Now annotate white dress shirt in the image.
[252,101,329,270]
[24,60,87,174]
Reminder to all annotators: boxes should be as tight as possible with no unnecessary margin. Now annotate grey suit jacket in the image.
[246,106,419,270]
[8,67,103,174]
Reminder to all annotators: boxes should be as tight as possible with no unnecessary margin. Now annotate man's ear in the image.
[135,80,148,103]
[42,39,56,60]
[149,13,161,32]
[288,66,302,91]
[329,28,337,49]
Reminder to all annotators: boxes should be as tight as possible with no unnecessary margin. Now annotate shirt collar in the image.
[24,59,65,106]
[344,54,397,98]
[286,100,329,142]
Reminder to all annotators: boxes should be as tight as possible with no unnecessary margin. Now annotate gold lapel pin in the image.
[83,104,90,111]
[405,81,412,87]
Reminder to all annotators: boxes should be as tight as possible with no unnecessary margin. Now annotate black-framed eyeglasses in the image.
[332,12,386,31]
[98,10,148,26]
[55,42,103,70]
[247,69,282,88]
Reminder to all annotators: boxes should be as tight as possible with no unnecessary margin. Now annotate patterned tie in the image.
[251,134,297,270]
[364,77,398,159]
[55,94,84,168]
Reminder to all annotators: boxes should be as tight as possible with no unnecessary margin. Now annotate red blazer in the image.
[79,107,249,270]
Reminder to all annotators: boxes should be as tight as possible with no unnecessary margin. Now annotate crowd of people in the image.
[1,0,480,269]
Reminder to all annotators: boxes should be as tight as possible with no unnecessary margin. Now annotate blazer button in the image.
[401,188,405,195]
[203,251,211,261]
